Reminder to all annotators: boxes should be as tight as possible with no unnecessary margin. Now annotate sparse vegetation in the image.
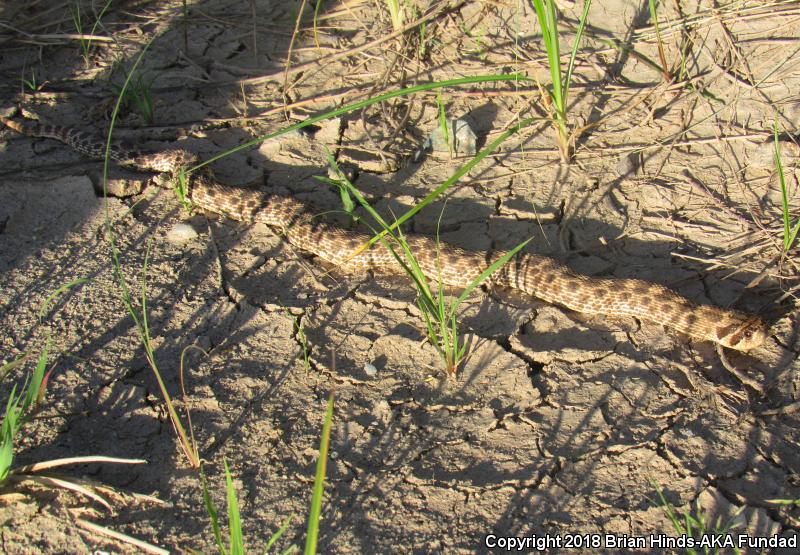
[1,336,146,516]
[198,459,294,555]
[327,157,530,375]
[103,45,200,468]
[110,67,155,124]
[20,68,41,93]
[653,481,744,555]
[1,0,796,551]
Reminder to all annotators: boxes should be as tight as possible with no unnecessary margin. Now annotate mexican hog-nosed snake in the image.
[0,114,768,351]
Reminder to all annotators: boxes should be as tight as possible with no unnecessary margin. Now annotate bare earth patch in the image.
[0,0,798,552]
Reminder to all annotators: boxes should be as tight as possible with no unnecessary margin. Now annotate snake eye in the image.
[743,329,753,339]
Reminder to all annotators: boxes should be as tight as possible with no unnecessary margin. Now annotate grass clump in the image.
[408,231,529,375]
[198,459,294,555]
[110,66,155,124]
[70,0,113,67]
[1,337,145,511]
[530,0,592,161]
[20,68,41,93]
[0,341,50,483]
[653,481,745,555]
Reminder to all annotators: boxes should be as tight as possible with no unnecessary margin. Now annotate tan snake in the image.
[0,114,768,351]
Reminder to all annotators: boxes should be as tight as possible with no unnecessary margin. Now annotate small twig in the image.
[0,22,114,42]
[681,169,759,230]
[73,518,170,555]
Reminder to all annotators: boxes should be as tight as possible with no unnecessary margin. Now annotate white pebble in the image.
[166,223,199,244]
[363,362,378,377]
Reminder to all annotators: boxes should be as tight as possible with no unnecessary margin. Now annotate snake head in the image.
[717,315,768,351]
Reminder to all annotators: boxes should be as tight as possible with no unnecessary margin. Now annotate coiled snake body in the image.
[0,115,768,351]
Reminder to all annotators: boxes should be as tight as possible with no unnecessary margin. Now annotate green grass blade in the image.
[0,386,20,482]
[544,0,562,105]
[103,45,200,466]
[0,429,14,482]
[140,243,152,348]
[224,459,244,555]
[0,353,29,382]
[312,175,356,218]
[766,498,800,506]
[304,392,334,555]
[200,468,227,555]
[436,91,452,157]
[88,0,113,42]
[20,336,49,417]
[264,513,295,552]
[321,146,357,212]
[339,203,435,318]
[775,119,799,250]
[454,239,531,308]
[648,0,671,80]
[36,278,90,320]
[531,0,562,112]
[653,480,684,536]
[0,336,53,484]
[563,0,592,106]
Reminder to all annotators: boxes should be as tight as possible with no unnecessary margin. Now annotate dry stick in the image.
[73,518,170,555]
[0,4,88,40]
[596,132,766,154]
[681,170,760,231]
[0,31,114,43]
[671,252,792,282]
[773,282,800,305]
[0,21,115,45]
[709,30,800,146]
[205,82,580,126]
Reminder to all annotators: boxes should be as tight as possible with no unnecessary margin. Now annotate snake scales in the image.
[0,114,768,351]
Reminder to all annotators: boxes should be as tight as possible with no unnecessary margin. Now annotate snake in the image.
[0,113,768,351]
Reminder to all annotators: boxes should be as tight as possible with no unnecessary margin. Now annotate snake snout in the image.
[717,317,768,351]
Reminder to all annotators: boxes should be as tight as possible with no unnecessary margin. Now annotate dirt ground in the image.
[0,0,799,553]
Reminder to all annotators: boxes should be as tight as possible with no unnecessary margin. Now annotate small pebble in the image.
[166,223,198,244]
[363,362,378,377]
[428,118,477,156]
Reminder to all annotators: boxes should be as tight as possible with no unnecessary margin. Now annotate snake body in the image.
[0,115,768,351]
